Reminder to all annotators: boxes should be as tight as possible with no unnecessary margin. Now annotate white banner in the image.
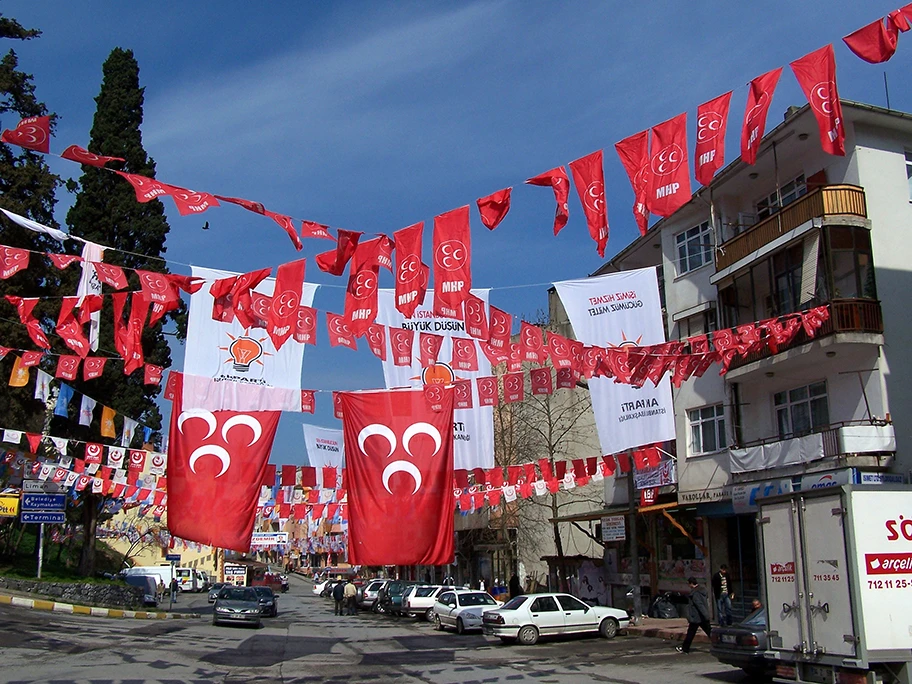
[302,424,344,488]
[376,289,494,470]
[250,531,289,547]
[183,266,318,411]
[554,268,675,455]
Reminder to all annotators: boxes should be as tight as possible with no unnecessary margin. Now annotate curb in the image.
[0,593,201,620]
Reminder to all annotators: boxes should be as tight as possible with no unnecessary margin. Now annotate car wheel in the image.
[599,617,619,639]
[433,614,444,631]
[456,618,465,635]
[424,607,434,622]
[517,624,539,645]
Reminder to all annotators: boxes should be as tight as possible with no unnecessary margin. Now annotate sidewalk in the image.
[0,590,201,620]
[626,616,711,645]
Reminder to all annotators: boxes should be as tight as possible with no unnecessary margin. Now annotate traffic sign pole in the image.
[37,523,44,579]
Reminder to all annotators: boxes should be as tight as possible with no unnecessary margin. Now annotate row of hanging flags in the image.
[1,6,909,260]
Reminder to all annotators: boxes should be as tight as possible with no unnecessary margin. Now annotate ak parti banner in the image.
[341,387,455,566]
[741,67,783,165]
[647,113,691,217]
[790,44,845,156]
[694,91,732,186]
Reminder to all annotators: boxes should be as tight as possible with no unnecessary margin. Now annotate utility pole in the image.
[627,467,642,624]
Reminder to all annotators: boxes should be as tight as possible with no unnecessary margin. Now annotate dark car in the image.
[213,586,262,628]
[252,586,279,617]
[378,580,421,617]
[207,582,227,603]
[710,608,772,679]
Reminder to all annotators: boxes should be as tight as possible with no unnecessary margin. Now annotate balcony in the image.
[716,184,867,271]
[728,298,883,371]
[730,420,895,475]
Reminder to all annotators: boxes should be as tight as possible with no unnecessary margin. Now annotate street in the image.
[0,575,752,684]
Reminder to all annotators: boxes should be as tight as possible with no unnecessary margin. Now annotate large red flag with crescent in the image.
[341,387,455,565]
[790,45,845,157]
[569,150,609,257]
[615,130,651,236]
[525,166,570,235]
[1,116,51,154]
[393,222,427,318]
[267,258,306,349]
[647,113,691,217]
[741,68,783,165]
[167,396,281,552]
[432,206,471,319]
[694,91,732,186]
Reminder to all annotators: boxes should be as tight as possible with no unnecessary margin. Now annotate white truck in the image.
[758,484,912,684]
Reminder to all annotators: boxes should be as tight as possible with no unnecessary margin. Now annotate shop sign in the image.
[0,495,19,517]
[855,471,905,485]
[224,564,247,585]
[634,459,677,490]
[640,488,658,506]
[799,469,852,491]
[601,515,626,542]
[678,486,729,505]
[250,532,289,546]
[732,479,793,514]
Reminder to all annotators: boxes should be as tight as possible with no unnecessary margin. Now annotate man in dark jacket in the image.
[676,577,712,654]
[711,564,734,626]
[332,579,346,616]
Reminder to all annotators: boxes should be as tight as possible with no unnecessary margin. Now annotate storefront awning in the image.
[549,501,678,524]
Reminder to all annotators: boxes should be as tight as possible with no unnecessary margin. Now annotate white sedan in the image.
[433,589,500,634]
[482,592,630,645]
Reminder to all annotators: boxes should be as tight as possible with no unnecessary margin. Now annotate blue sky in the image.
[4,1,911,463]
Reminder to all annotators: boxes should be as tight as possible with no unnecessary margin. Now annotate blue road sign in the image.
[21,493,66,511]
[165,553,181,562]
[21,511,66,524]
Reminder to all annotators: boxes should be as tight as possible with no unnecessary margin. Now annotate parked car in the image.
[122,574,158,607]
[404,585,451,621]
[380,580,421,616]
[710,608,772,679]
[212,586,262,628]
[482,592,629,645]
[433,589,500,634]
[359,579,387,611]
[252,586,279,617]
[207,582,227,603]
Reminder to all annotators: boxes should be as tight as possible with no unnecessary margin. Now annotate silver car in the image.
[212,586,262,627]
[433,590,500,634]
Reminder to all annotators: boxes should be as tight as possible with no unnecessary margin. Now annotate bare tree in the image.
[98,508,169,570]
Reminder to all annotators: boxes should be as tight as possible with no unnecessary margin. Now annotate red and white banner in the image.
[569,150,609,257]
[302,424,344,488]
[790,44,845,156]
[526,166,570,235]
[365,323,386,361]
[476,187,512,231]
[267,259,306,350]
[519,321,547,364]
[389,327,414,367]
[615,130,651,236]
[487,306,512,349]
[167,397,280,552]
[647,113,691,217]
[61,144,125,168]
[463,292,489,340]
[1,115,51,154]
[327,312,357,349]
[0,246,29,279]
[451,337,479,372]
[741,67,783,165]
[694,91,732,186]
[432,206,472,319]
[343,239,381,336]
[341,388,455,565]
[393,222,427,319]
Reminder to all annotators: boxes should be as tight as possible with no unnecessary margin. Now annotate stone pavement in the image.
[626,616,712,644]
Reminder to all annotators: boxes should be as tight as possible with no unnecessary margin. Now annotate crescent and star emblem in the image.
[178,410,263,478]
[358,422,442,495]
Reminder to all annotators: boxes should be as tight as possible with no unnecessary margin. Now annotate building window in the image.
[828,226,877,299]
[756,174,807,220]
[775,381,829,438]
[675,221,713,275]
[906,151,912,200]
[772,243,804,316]
[688,404,726,455]
[678,307,718,340]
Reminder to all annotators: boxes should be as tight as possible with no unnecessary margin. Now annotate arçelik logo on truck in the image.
[865,553,912,575]
[770,562,795,575]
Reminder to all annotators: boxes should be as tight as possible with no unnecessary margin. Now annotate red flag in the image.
[144,364,163,385]
[293,305,318,345]
[301,220,335,241]
[167,397,281,552]
[123,293,150,374]
[476,187,512,231]
[56,354,80,380]
[647,113,691,217]
[94,262,128,290]
[463,292,489,340]
[694,91,732,186]
[419,333,443,367]
[423,383,446,412]
[487,306,512,349]
[503,372,524,403]
[326,312,357,350]
[476,376,499,406]
[569,150,609,257]
[322,467,338,490]
[0,246,29,279]
[453,379,473,409]
[163,184,221,216]
[365,323,387,361]
[48,253,82,270]
[530,368,553,395]
[19,350,42,367]
[389,327,415,367]
[114,171,170,203]
[393,222,427,318]
[128,449,147,472]
[300,390,315,414]
[615,130,651,236]
[742,68,783,165]
[843,17,900,64]
[83,356,107,381]
[790,45,845,156]
[451,337,479,372]
[5,296,49,348]
[214,195,265,215]
[316,229,362,276]
[479,341,509,368]
[546,331,572,369]
[210,267,271,328]
[85,443,104,465]
[344,240,381,336]
[1,115,51,153]
[281,464,296,486]
[432,206,472,319]
[262,210,303,251]
[525,166,570,235]
[507,342,523,372]
[60,144,124,167]
[556,367,577,389]
[267,258,305,349]
[519,321,547,364]
[340,388,455,565]
[56,296,90,358]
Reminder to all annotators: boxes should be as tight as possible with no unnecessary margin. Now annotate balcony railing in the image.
[728,298,883,371]
[716,184,867,271]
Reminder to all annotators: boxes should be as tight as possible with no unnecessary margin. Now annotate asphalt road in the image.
[0,574,753,684]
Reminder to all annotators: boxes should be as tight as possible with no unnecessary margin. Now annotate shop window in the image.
[775,381,829,438]
[756,174,807,219]
[675,221,713,275]
[688,404,726,455]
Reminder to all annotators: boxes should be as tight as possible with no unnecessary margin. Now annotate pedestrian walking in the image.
[343,579,357,615]
[676,577,712,654]
[157,580,166,603]
[332,578,346,615]
[169,578,179,604]
[509,573,523,598]
[711,564,734,626]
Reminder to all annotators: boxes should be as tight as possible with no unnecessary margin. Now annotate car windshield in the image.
[497,595,529,610]
[415,586,438,597]
[459,592,498,607]
[367,581,384,591]
[210,583,225,591]
[220,588,256,602]
[740,608,767,628]
[253,587,274,597]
